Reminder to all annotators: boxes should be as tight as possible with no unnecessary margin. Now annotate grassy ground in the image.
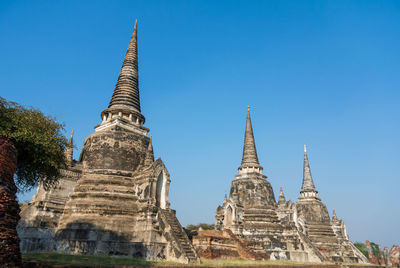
[22,252,375,267]
[199,259,374,266]
[22,252,178,266]
[200,259,329,266]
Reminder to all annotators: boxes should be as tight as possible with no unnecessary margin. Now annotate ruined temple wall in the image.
[193,228,321,262]
[53,141,197,263]
[55,167,160,257]
[217,172,279,237]
[193,231,240,259]
[55,207,167,257]
[55,127,149,243]
[213,179,368,264]
[18,125,196,262]
[17,168,80,253]
[213,180,325,262]
[295,199,369,263]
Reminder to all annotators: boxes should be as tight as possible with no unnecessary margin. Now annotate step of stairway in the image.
[162,210,198,262]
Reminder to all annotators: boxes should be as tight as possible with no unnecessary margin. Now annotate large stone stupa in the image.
[197,108,369,263]
[18,21,199,264]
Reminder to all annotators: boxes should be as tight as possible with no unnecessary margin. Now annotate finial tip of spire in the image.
[69,130,74,143]
[247,105,250,112]
[304,144,307,153]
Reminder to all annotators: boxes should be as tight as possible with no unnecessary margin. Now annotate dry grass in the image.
[22,253,376,267]
[200,259,329,266]
[22,252,179,266]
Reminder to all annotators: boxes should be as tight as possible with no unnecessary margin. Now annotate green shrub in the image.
[354,242,368,258]
[0,97,68,191]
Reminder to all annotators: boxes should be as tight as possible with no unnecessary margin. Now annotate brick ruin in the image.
[365,241,400,267]
[388,246,400,267]
[192,107,369,263]
[17,21,199,264]
[0,136,21,267]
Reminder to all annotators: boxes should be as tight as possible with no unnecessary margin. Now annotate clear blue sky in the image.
[1,1,399,247]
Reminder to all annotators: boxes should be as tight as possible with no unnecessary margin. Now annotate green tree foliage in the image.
[354,242,369,258]
[186,223,215,232]
[370,242,382,259]
[185,223,215,241]
[354,241,382,260]
[0,97,68,191]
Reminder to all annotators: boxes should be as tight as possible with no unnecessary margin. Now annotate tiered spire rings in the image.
[238,106,263,174]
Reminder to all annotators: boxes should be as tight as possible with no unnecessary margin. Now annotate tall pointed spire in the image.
[64,130,74,166]
[332,209,337,221]
[68,130,74,145]
[99,20,147,133]
[144,136,154,167]
[239,106,262,173]
[278,185,286,204]
[109,20,141,112]
[300,145,319,199]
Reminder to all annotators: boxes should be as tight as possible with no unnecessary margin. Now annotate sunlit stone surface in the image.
[203,109,368,263]
[17,21,199,264]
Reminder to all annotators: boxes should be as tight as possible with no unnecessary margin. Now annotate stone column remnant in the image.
[0,136,21,267]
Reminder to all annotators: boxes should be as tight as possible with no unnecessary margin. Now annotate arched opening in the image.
[155,171,166,209]
[224,206,233,227]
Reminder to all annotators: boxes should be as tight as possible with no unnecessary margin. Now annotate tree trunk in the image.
[0,136,21,267]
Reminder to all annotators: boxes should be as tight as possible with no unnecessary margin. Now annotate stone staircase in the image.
[307,223,339,244]
[160,209,200,264]
[296,226,326,262]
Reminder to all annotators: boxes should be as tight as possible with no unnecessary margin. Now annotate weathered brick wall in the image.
[193,230,270,261]
[0,136,21,267]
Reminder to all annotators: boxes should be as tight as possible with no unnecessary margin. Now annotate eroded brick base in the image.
[0,136,21,267]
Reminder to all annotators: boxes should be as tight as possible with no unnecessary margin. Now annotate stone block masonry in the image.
[17,21,199,264]
[208,109,369,264]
